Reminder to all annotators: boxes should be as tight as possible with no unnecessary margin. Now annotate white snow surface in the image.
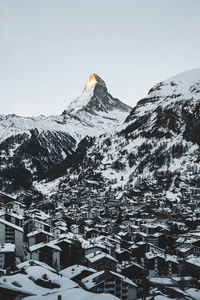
[60,264,97,279]
[0,265,77,295]
[185,288,200,300]
[25,289,119,300]
[0,113,97,143]
[85,251,118,263]
[166,68,200,86]
[67,86,96,113]
[125,68,200,121]
[17,260,56,273]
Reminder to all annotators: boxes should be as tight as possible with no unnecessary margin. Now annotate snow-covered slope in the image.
[42,69,200,202]
[0,114,94,143]
[126,68,200,121]
[0,74,131,193]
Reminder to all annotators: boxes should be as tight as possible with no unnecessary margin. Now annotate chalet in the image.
[95,224,107,233]
[118,261,146,286]
[129,241,146,260]
[192,240,200,256]
[27,230,54,247]
[0,211,24,227]
[115,248,131,262]
[157,233,175,250]
[70,224,79,234]
[0,243,15,270]
[29,242,61,270]
[27,210,51,224]
[25,219,52,234]
[182,256,200,278]
[6,201,25,216]
[82,270,137,300]
[141,224,158,234]
[135,232,160,247]
[53,238,73,269]
[171,276,194,288]
[61,264,97,283]
[51,226,67,239]
[0,193,16,205]
[85,228,99,239]
[129,225,140,235]
[176,245,193,258]
[107,199,121,208]
[145,251,179,277]
[54,236,84,268]
[0,218,23,258]
[85,251,118,271]
[84,244,109,256]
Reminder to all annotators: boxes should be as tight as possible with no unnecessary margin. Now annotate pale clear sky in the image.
[0,0,200,116]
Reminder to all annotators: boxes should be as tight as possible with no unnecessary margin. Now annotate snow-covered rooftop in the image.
[0,218,23,232]
[86,251,118,263]
[61,265,97,279]
[0,263,118,300]
[29,242,61,252]
[27,230,54,238]
[0,243,15,253]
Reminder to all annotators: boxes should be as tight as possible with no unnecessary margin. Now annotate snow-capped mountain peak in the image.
[67,73,105,114]
[67,73,131,115]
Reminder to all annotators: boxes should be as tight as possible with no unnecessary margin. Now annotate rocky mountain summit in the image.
[67,73,131,115]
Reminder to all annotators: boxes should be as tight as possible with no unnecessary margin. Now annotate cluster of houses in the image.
[0,191,200,299]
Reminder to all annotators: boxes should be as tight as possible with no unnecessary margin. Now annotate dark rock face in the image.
[182,102,200,146]
[93,74,107,88]
[0,128,76,192]
[44,136,95,181]
[87,74,131,114]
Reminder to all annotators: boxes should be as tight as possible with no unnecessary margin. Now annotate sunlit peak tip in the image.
[84,74,97,90]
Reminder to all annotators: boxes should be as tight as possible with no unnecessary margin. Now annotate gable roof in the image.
[29,242,61,252]
[82,270,137,289]
[61,265,96,279]
[0,218,23,232]
[86,251,118,264]
[27,230,54,238]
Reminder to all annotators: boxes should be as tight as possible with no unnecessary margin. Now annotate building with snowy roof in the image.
[85,251,118,272]
[81,270,137,300]
[0,218,23,258]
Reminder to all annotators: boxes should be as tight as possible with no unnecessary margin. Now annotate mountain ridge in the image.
[36,69,200,203]
[0,74,131,194]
